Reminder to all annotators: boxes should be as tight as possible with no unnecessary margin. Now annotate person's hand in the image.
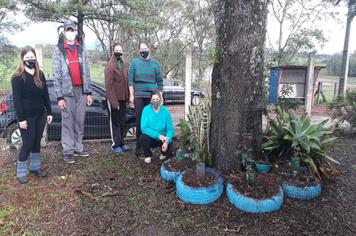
[58,99,66,110]
[117,104,120,110]
[47,115,53,124]
[159,135,168,143]
[19,120,27,130]
[162,141,168,152]
[129,95,134,104]
[87,95,93,106]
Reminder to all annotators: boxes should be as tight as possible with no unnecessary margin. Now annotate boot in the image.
[17,160,28,184]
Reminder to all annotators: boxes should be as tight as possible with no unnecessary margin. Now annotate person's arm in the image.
[141,107,161,139]
[11,77,25,122]
[82,47,92,95]
[41,72,52,115]
[155,61,164,102]
[104,65,119,109]
[52,48,64,101]
[165,108,174,143]
[128,61,135,104]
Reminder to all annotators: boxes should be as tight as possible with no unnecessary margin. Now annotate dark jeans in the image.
[134,97,151,148]
[139,134,174,158]
[109,100,127,148]
[18,113,47,162]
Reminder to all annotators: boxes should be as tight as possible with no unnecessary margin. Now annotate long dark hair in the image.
[12,46,42,88]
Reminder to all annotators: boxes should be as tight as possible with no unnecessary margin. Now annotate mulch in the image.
[162,157,195,172]
[228,173,282,199]
[182,167,216,187]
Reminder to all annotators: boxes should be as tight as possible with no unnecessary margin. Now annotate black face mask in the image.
[114,52,123,60]
[24,59,37,69]
[140,51,149,59]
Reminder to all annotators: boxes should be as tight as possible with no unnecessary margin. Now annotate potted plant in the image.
[263,106,340,199]
[175,97,224,204]
[226,140,284,213]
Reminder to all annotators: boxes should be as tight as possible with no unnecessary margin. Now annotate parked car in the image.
[0,80,136,146]
[163,79,204,105]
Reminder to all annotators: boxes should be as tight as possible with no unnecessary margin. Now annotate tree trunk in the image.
[77,10,84,46]
[211,0,268,172]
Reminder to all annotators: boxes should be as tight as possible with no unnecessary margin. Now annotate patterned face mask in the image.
[151,101,160,109]
[24,59,37,69]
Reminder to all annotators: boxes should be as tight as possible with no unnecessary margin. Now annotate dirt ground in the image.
[0,134,355,235]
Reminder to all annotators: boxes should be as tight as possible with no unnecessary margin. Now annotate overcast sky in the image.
[5,3,354,55]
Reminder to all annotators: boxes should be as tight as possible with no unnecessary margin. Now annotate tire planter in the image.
[176,168,224,204]
[255,163,272,174]
[226,183,284,213]
[282,182,321,200]
[160,159,182,182]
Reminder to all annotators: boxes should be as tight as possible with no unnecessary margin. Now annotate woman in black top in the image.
[11,46,53,184]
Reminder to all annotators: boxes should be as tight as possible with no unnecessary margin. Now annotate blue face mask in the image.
[140,51,149,59]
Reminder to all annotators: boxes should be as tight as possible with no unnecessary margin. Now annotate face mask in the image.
[151,101,160,109]
[140,51,149,59]
[114,52,123,60]
[65,31,76,41]
[24,59,37,69]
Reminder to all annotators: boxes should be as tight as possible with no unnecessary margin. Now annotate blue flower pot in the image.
[256,163,272,174]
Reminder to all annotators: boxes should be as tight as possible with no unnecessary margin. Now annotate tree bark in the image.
[211,0,268,172]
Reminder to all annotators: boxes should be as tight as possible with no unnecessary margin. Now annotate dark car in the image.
[163,79,204,105]
[0,80,136,146]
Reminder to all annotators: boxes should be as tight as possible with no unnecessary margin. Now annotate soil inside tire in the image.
[271,162,320,187]
[228,173,281,199]
[182,168,217,187]
[163,158,195,172]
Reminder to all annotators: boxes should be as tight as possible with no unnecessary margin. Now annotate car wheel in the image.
[124,124,136,141]
[6,123,22,147]
[191,95,201,106]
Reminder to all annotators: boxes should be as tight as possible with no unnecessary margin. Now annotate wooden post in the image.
[305,52,315,116]
[316,82,321,104]
[334,82,338,98]
[185,48,192,120]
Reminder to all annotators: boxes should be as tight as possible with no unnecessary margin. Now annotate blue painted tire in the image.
[282,182,321,200]
[256,163,272,174]
[226,183,284,213]
[160,159,182,182]
[176,168,224,204]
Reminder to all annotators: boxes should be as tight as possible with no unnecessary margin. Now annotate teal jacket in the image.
[141,104,174,143]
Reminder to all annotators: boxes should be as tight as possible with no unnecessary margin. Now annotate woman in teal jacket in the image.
[139,91,174,163]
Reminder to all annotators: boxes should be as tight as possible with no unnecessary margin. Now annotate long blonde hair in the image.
[12,46,43,88]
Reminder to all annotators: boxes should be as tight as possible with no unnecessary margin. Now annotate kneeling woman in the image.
[139,91,174,163]
[11,46,53,183]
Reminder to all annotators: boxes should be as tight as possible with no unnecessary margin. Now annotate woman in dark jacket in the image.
[104,42,130,154]
[11,46,53,183]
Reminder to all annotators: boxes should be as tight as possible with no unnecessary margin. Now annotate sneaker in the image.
[63,154,75,164]
[121,145,129,152]
[159,154,166,160]
[73,150,89,157]
[30,169,48,177]
[112,146,124,154]
[144,157,152,163]
[17,176,28,184]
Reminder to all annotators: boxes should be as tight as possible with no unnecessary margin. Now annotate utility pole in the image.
[339,1,355,96]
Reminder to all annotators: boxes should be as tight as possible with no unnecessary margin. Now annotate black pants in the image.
[19,113,47,162]
[134,97,151,148]
[139,134,174,158]
[110,100,127,148]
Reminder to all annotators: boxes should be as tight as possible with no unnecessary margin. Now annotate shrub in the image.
[329,89,356,128]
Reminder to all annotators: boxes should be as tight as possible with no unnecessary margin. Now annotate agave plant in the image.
[263,106,339,177]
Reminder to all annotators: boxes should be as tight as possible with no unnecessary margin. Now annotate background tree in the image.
[267,0,332,65]
[0,0,20,84]
[211,0,268,172]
